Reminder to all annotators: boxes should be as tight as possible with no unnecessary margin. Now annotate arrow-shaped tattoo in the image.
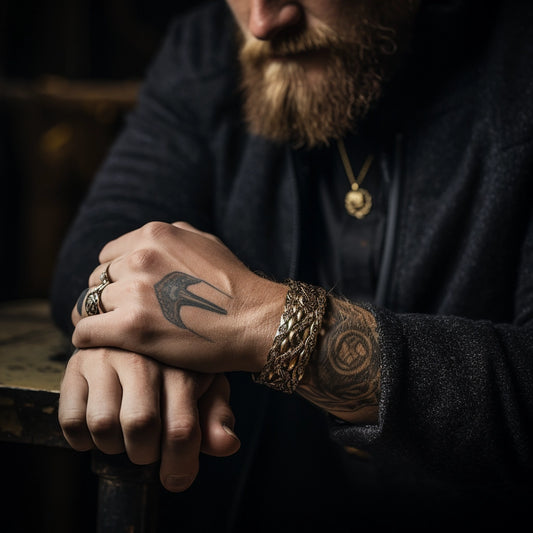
[154,271,230,340]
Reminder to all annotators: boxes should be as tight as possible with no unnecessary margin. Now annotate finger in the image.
[72,310,123,354]
[72,288,89,325]
[159,370,207,492]
[85,360,125,455]
[88,261,115,289]
[72,279,154,352]
[72,281,114,325]
[73,308,215,372]
[199,374,240,457]
[58,357,94,451]
[118,358,162,465]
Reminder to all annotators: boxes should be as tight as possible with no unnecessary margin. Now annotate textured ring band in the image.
[100,263,112,285]
[85,267,111,316]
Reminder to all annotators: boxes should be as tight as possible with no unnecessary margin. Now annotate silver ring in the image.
[85,270,111,317]
[100,263,112,285]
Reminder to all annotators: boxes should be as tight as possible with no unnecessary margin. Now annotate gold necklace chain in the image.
[337,139,374,219]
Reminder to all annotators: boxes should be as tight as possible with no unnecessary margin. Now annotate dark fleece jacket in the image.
[51,0,533,531]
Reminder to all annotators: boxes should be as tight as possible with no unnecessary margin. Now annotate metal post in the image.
[91,451,159,533]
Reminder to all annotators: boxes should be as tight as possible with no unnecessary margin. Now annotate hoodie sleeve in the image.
[330,208,533,487]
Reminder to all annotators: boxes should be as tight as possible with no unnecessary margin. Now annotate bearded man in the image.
[51,0,533,531]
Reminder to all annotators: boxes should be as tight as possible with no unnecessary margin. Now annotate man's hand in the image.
[58,348,240,492]
[71,221,286,374]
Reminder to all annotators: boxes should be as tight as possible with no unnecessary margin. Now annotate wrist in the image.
[236,275,288,373]
[253,280,328,393]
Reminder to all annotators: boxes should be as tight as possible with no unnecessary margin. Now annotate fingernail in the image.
[222,424,239,440]
[165,474,193,492]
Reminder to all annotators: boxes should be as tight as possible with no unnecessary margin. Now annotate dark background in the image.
[0,0,207,303]
[0,1,205,531]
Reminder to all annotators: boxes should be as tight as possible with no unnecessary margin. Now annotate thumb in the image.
[199,374,241,457]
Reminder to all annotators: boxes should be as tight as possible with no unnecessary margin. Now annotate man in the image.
[51,0,533,531]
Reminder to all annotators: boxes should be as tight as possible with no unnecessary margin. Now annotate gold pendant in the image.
[345,183,372,219]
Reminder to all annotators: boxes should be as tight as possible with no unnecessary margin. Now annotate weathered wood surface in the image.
[0,300,160,531]
[0,299,70,447]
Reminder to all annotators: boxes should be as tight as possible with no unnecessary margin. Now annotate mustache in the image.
[239,23,346,63]
[239,21,399,66]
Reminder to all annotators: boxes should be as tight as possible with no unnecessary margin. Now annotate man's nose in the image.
[248,0,303,40]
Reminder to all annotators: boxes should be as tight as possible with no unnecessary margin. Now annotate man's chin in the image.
[241,61,364,148]
[237,0,419,147]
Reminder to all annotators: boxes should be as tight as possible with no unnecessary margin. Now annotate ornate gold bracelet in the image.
[254,280,327,393]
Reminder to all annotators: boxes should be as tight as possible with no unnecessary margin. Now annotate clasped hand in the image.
[59,348,240,492]
[72,221,286,373]
[60,221,286,492]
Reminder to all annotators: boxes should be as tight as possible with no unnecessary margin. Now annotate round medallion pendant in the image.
[345,187,372,219]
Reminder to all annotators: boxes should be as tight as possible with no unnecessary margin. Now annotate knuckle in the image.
[209,233,223,245]
[89,264,103,286]
[58,411,86,436]
[128,248,158,271]
[142,221,171,241]
[86,412,120,439]
[165,417,200,445]
[120,409,160,438]
[98,241,111,263]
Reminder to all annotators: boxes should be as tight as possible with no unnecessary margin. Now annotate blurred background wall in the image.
[0,2,207,531]
[0,0,206,302]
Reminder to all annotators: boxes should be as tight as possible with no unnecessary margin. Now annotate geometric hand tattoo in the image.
[154,271,229,340]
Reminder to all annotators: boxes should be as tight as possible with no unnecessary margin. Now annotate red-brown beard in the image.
[238,3,418,149]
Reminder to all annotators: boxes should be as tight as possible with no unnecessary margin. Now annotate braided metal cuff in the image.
[254,280,327,393]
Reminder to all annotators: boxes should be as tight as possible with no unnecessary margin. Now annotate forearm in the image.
[325,304,533,483]
[69,222,533,482]
[297,295,381,425]
[295,293,533,481]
